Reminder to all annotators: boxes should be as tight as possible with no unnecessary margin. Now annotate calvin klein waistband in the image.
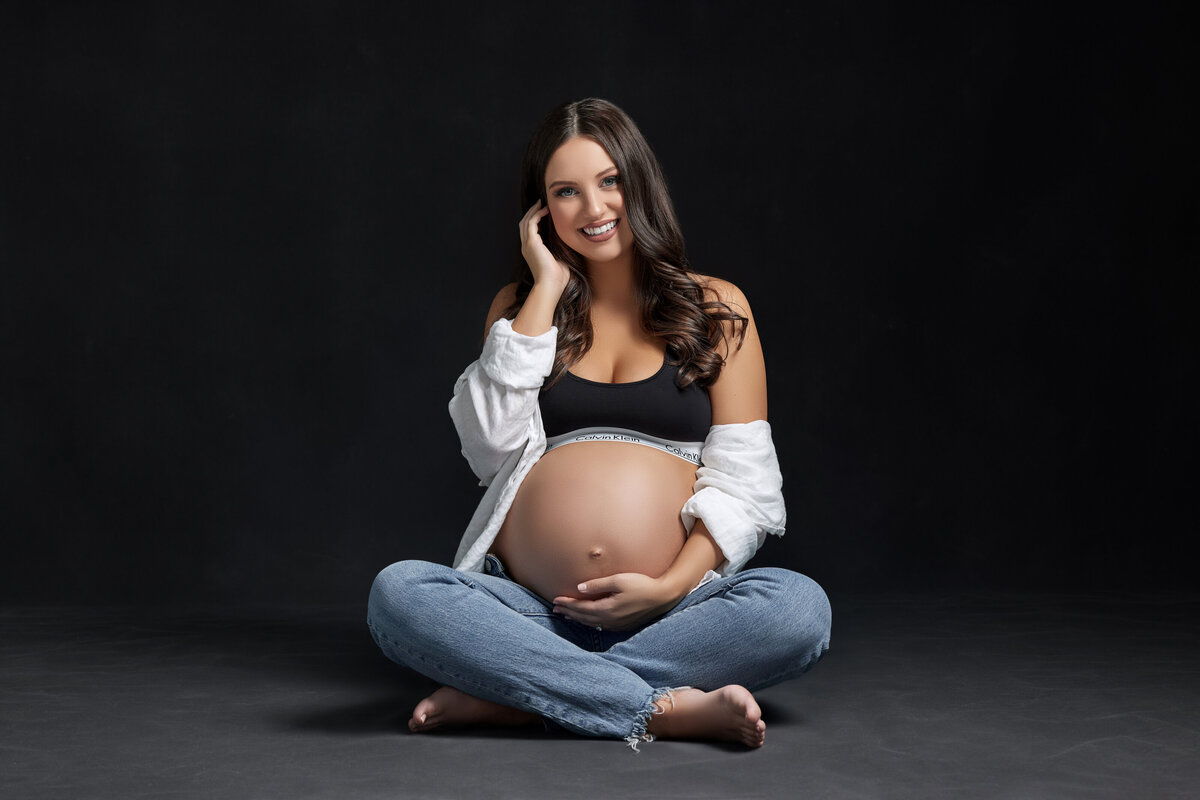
[544,427,704,466]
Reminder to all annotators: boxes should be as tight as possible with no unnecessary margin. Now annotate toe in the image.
[409,698,436,731]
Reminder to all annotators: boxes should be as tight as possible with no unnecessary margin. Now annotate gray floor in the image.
[3,592,1198,799]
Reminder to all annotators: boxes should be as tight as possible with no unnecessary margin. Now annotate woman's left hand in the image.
[551,573,684,631]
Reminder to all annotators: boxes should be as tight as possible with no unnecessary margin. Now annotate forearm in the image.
[657,519,724,603]
[556,520,725,630]
[511,282,563,337]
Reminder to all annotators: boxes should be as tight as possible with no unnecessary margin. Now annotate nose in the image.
[583,188,606,219]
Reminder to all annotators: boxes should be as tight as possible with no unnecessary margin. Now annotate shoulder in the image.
[687,272,751,316]
[483,281,520,337]
[686,273,755,346]
[684,272,758,361]
[690,273,768,423]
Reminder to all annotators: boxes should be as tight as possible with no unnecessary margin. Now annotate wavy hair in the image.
[500,98,747,389]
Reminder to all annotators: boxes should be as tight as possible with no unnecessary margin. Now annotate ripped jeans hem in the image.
[625,685,693,752]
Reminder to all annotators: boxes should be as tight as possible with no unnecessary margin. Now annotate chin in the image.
[579,240,628,259]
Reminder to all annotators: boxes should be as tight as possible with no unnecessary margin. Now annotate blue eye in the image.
[552,175,618,198]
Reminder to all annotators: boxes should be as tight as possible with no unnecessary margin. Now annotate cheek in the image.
[549,207,574,238]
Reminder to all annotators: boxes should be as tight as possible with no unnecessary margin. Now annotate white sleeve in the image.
[448,317,558,487]
[679,419,787,576]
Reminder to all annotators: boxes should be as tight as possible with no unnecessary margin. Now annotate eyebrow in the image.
[547,167,618,190]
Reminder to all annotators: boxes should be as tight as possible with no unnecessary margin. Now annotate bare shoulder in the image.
[483,281,520,338]
[688,272,751,316]
[687,273,755,354]
[687,273,768,423]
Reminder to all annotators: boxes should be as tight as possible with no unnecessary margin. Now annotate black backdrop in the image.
[2,2,1194,606]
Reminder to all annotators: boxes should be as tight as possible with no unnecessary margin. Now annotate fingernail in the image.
[577,583,587,592]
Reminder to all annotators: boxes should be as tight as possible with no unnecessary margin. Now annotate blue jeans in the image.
[366,555,831,745]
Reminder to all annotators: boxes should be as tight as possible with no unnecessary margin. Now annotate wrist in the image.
[530,277,568,302]
[655,568,693,608]
[654,520,724,606]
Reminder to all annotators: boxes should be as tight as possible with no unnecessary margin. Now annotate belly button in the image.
[589,547,604,560]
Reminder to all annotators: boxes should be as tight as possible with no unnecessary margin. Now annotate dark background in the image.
[2,2,1194,607]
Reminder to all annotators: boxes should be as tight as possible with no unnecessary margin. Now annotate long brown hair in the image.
[502,98,747,389]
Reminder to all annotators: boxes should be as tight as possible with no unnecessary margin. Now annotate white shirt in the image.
[448,317,787,582]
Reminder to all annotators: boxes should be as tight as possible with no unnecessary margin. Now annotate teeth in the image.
[583,220,616,236]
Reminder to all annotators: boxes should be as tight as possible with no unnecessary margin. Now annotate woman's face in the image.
[543,136,634,263]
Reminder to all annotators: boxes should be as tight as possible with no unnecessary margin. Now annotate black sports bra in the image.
[539,347,712,465]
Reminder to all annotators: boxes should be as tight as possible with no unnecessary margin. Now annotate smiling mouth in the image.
[581,219,618,237]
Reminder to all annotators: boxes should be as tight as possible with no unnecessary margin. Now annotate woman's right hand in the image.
[519,200,572,296]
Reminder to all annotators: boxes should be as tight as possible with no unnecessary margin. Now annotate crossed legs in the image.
[366,559,830,747]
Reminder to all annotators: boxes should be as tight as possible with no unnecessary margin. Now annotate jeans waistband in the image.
[483,553,511,580]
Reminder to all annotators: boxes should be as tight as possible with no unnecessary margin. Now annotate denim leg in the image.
[600,568,832,692]
[366,559,679,742]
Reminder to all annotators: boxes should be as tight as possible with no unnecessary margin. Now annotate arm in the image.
[681,418,786,576]
[448,282,560,486]
[449,201,574,486]
[552,520,723,630]
[680,277,784,577]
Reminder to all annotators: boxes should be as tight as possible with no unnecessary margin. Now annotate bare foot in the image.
[408,686,540,733]
[645,685,766,747]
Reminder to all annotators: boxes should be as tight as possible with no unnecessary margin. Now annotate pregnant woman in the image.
[367,98,831,749]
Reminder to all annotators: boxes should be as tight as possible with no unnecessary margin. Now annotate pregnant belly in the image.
[492,442,699,603]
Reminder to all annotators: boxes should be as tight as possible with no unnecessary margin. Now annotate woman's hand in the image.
[519,200,571,295]
[551,573,686,631]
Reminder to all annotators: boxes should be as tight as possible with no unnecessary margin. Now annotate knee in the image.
[367,559,451,621]
[752,568,832,655]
